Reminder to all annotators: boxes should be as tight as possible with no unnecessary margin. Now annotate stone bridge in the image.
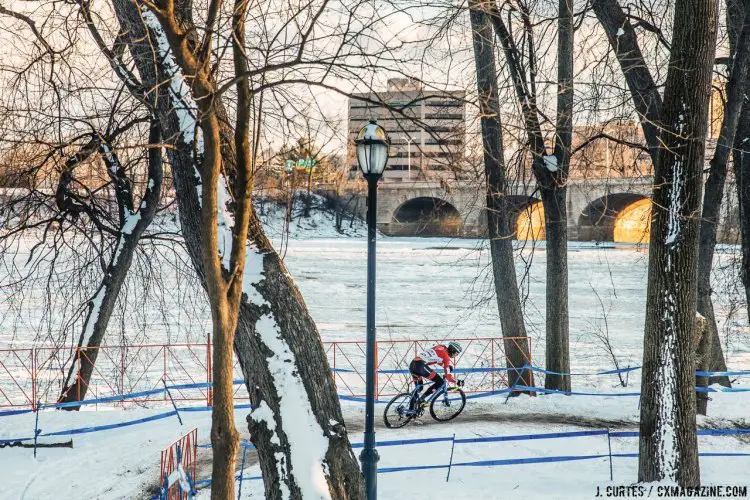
[336,177,739,243]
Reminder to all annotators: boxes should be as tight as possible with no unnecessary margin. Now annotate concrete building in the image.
[348,78,465,183]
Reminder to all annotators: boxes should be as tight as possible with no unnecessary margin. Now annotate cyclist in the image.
[409,341,462,407]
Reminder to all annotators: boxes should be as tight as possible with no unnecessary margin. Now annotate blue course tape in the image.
[698,428,750,436]
[351,436,455,449]
[337,394,390,404]
[379,464,449,473]
[43,410,177,436]
[6,364,747,414]
[197,439,256,450]
[512,385,641,397]
[375,365,750,377]
[194,474,263,488]
[0,408,34,417]
[611,452,750,458]
[528,365,641,376]
[455,429,607,444]
[362,363,748,378]
[194,451,750,487]
[36,380,247,411]
[179,404,253,413]
[454,454,608,467]
[43,387,168,410]
[0,436,33,444]
[593,429,750,439]
[465,388,514,399]
[696,370,750,377]
[609,431,639,438]
[696,386,750,393]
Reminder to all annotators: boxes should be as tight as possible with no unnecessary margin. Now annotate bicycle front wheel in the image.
[384,393,415,428]
[430,388,466,422]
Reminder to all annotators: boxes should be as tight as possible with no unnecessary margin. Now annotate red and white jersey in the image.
[415,345,453,369]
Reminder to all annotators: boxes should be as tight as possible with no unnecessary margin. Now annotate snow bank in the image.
[255,194,366,240]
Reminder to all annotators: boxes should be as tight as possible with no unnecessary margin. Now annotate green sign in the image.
[285,157,318,172]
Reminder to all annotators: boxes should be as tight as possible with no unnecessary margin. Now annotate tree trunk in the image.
[695,314,710,415]
[485,0,572,390]
[594,0,731,384]
[111,2,364,497]
[591,0,664,159]
[541,188,570,391]
[639,0,717,484]
[730,0,750,330]
[210,309,241,499]
[695,0,750,394]
[543,0,573,392]
[59,122,163,407]
[734,104,750,327]
[469,1,534,390]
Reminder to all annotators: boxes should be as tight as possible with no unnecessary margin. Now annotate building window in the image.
[424,113,464,120]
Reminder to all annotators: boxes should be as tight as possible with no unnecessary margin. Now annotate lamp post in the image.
[355,119,390,499]
[402,136,413,179]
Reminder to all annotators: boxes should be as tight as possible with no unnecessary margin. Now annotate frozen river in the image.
[283,238,749,372]
[1,235,749,374]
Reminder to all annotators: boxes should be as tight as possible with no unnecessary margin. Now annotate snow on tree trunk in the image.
[639,0,717,485]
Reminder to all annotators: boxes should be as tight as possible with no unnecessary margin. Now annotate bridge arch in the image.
[578,193,651,243]
[392,196,462,236]
[508,196,544,240]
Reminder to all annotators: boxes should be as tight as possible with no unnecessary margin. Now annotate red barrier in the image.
[0,348,34,408]
[330,337,534,398]
[160,428,198,500]
[0,336,528,409]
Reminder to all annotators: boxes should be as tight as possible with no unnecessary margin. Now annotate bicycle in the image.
[383,377,466,428]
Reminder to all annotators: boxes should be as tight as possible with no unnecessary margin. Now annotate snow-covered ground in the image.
[1,391,749,499]
[1,201,750,498]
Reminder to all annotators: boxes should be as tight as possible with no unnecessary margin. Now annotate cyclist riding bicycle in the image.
[409,341,463,407]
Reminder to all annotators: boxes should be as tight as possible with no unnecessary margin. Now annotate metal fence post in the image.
[491,341,495,392]
[374,341,379,401]
[76,348,81,402]
[207,333,212,407]
[31,348,36,411]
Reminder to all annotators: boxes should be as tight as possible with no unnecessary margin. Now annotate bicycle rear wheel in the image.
[430,388,466,422]
[384,393,415,428]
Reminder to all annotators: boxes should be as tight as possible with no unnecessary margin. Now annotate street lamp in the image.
[401,136,413,179]
[355,119,390,499]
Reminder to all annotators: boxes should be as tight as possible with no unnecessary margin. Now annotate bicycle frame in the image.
[403,379,450,416]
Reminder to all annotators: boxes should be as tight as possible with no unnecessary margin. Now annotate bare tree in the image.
[469,0,534,389]
[0,3,170,406]
[58,124,163,406]
[102,0,410,494]
[694,0,750,411]
[729,0,750,333]
[592,0,739,397]
[483,0,573,390]
[638,0,717,484]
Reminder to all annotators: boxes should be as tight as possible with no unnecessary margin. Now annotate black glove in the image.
[457,379,465,387]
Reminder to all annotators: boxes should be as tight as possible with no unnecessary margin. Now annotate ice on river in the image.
[2,228,749,382]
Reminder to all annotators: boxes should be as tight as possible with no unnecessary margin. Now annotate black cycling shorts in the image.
[409,359,436,380]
